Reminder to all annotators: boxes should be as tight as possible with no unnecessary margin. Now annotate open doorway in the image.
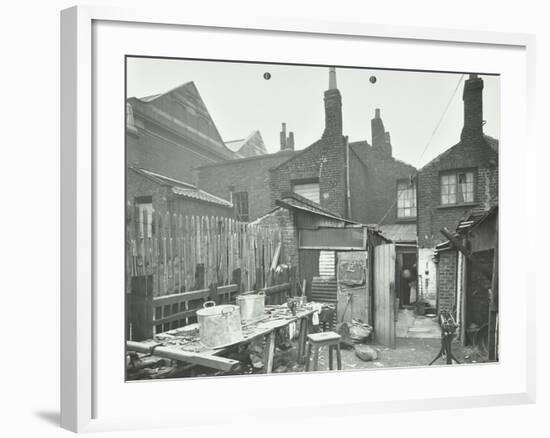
[396,249,418,308]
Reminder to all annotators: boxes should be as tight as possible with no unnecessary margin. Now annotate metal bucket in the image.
[236,292,266,323]
[196,301,243,349]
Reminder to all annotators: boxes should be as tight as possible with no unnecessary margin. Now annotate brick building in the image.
[416,74,499,311]
[126,80,271,222]
[269,68,416,226]
[196,149,297,222]
[126,82,244,187]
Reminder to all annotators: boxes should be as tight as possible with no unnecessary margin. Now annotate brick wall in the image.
[126,168,234,221]
[269,136,348,218]
[437,250,458,313]
[197,151,296,221]
[350,142,417,225]
[253,208,298,270]
[417,137,498,249]
[418,247,437,304]
[126,168,171,214]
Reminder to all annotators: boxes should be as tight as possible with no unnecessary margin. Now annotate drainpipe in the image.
[345,136,352,219]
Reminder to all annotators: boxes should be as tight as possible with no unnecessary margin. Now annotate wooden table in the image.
[127,303,320,374]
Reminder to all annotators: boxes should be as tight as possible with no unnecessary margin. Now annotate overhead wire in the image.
[375,74,465,226]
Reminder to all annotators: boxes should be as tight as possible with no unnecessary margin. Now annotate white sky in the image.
[127,57,500,168]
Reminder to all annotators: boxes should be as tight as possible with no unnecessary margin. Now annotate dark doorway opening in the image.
[465,249,494,350]
[396,250,418,308]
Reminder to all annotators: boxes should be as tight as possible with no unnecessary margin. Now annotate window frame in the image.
[233,191,249,222]
[291,177,320,204]
[396,178,417,220]
[439,168,477,206]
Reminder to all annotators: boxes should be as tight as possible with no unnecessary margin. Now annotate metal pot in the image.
[236,292,266,323]
[196,301,243,349]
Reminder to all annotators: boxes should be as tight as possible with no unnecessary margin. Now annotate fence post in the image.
[289,266,297,298]
[232,268,242,294]
[194,263,205,291]
[128,275,154,341]
[209,282,219,305]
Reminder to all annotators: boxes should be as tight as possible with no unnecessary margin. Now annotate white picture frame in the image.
[60,5,536,433]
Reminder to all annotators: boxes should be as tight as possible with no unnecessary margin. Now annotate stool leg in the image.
[328,345,334,370]
[305,343,312,372]
[313,345,319,371]
[336,344,342,370]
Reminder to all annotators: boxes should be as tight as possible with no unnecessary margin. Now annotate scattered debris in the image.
[354,344,378,362]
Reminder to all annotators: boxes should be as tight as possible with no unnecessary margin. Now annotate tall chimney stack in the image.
[323,67,343,138]
[461,74,484,140]
[371,109,392,157]
[280,123,295,151]
[280,123,287,150]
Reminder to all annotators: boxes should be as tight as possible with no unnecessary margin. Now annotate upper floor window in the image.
[233,191,249,222]
[441,170,475,205]
[397,180,416,218]
[292,180,320,204]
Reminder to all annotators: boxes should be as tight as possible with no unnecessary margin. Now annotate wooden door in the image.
[374,244,396,348]
[336,251,368,324]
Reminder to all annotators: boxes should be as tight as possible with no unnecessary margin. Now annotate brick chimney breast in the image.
[461,74,484,140]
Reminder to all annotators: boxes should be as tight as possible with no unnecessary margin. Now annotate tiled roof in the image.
[133,168,196,189]
[377,223,417,243]
[130,167,233,208]
[172,187,233,208]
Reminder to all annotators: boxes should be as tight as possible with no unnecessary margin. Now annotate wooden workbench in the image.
[127,303,321,375]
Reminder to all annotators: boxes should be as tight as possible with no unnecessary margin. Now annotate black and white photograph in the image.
[125,57,500,381]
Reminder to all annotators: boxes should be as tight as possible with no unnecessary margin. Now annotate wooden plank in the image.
[155,309,198,324]
[263,331,276,373]
[153,284,239,306]
[126,341,240,372]
[488,219,499,361]
[374,244,396,348]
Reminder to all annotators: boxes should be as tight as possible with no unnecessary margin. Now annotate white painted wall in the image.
[417,247,438,304]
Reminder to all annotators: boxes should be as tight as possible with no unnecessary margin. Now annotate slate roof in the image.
[128,82,236,160]
[349,141,416,171]
[132,168,196,189]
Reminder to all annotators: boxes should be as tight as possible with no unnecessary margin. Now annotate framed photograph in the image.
[61,5,536,433]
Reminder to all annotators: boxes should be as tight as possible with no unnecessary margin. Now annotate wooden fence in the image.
[127,212,282,296]
[126,212,289,340]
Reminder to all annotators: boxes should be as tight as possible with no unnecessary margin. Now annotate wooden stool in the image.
[305,331,342,371]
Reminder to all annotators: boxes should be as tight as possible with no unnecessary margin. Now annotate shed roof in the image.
[377,223,417,243]
[130,167,233,208]
[275,192,359,225]
[171,187,233,207]
[434,205,498,254]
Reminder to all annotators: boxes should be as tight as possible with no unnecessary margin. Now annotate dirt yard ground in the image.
[129,336,490,380]
[268,337,488,374]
